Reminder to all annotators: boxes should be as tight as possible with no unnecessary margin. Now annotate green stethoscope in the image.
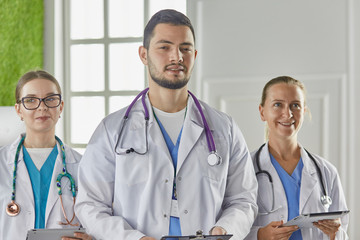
[6,135,78,226]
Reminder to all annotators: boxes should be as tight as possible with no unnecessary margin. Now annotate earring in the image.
[59,115,61,119]
[21,117,23,121]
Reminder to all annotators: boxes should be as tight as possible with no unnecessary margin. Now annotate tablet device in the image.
[26,228,86,240]
[282,210,349,228]
[160,234,233,240]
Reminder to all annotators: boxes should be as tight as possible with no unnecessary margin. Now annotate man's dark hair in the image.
[143,9,195,49]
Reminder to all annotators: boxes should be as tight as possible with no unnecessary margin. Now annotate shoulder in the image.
[199,100,232,120]
[0,136,22,159]
[64,144,82,163]
[310,152,339,173]
[100,106,129,131]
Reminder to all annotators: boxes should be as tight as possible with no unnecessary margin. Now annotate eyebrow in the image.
[23,93,58,97]
[155,40,194,46]
[271,99,301,103]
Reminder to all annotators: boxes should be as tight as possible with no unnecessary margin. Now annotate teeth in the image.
[280,122,294,126]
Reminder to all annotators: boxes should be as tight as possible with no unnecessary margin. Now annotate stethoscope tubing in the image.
[255,143,331,209]
[7,135,78,225]
[114,88,220,162]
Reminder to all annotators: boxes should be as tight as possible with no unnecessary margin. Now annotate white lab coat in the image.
[0,134,82,240]
[244,142,349,240]
[75,94,258,240]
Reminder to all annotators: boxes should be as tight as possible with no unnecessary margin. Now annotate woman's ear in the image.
[259,104,266,122]
[15,103,23,120]
[59,101,64,114]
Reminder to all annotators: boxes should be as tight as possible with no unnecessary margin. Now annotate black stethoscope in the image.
[114,88,222,166]
[255,143,332,214]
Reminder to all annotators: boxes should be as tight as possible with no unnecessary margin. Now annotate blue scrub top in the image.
[270,154,303,240]
[156,118,183,236]
[23,145,58,228]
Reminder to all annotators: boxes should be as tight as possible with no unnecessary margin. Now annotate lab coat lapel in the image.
[45,143,65,225]
[16,151,35,208]
[260,143,288,217]
[299,147,318,212]
[144,96,172,161]
[177,97,204,174]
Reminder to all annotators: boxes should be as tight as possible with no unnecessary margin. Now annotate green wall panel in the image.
[0,0,43,106]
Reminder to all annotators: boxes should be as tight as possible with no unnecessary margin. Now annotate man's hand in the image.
[210,226,227,235]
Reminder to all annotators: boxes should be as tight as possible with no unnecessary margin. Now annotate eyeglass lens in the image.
[22,94,61,110]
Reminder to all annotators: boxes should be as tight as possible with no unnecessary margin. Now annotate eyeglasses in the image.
[19,94,62,110]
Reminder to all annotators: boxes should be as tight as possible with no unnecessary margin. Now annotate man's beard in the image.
[150,72,190,90]
[148,57,191,90]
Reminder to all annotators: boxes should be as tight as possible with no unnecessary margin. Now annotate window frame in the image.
[63,0,149,149]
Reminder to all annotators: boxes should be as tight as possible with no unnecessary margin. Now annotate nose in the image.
[37,99,48,110]
[283,106,293,118]
[170,48,183,63]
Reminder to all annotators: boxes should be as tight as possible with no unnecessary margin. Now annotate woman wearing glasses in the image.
[0,70,91,240]
[245,76,348,240]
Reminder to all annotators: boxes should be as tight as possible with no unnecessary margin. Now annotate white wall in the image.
[187,0,359,238]
[0,107,25,147]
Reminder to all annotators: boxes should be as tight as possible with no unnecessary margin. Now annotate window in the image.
[63,0,186,150]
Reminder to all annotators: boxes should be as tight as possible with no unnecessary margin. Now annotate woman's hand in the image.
[140,237,156,240]
[313,218,341,240]
[61,232,92,240]
[257,221,298,240]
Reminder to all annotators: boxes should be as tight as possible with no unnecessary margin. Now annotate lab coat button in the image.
[165,179,169,183]
[164,214,167,218]
[178,177,182,181]
[184,210,188,214]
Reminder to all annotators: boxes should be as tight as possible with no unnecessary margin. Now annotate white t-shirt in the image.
[152,106,186,145]
[26,148,53,170]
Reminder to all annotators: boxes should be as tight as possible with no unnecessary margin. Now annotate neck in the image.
[24,131,56,148]
[148,82,188,113]
[267,136,300,161]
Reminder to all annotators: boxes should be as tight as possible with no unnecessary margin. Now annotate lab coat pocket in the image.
[196,136,228,183]
[115,154,149,186]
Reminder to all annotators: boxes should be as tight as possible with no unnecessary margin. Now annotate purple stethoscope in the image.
[114,88,222,166]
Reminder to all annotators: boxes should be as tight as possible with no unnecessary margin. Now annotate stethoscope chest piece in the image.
[321,195,333,209]
[207,152,222,166]
[6,200,20,217]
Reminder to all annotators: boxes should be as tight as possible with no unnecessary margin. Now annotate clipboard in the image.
[161,231,233,240]
[26,228,86,240]
[282,210,349,228]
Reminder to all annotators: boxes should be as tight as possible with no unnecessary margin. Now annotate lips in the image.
[36,116,50,121]
[165,64,185,72]
[279,121,295,126]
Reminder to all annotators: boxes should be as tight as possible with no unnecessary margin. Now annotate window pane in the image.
[108,0,144,38]
[71,96,105,144]
[70,44,104,91]
[149,0,186,17]
[70,0,104,39]
[109,43,145,91]
[109,95,135,114]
